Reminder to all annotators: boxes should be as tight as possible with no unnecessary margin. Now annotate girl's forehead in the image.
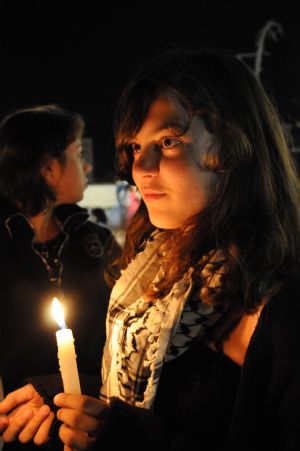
[143,95,189,127]
[121,92,190,142]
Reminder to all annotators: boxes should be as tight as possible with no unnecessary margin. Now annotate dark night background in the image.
[0,0,299,181]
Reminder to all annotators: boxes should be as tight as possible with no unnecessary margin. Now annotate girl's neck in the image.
[30,208,61,243]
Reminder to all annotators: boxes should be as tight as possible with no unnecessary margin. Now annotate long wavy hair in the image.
[114,47,300,317]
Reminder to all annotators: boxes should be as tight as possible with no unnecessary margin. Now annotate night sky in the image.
[1,0,299,181]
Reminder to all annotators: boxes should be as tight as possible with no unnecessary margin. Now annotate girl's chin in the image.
[149,216,182,230]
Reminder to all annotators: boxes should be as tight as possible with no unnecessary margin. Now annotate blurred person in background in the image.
[0,105,120,450]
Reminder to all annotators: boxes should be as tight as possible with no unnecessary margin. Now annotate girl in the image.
[2,48,300,451]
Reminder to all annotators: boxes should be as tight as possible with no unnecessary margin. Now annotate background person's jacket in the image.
[0,202,116,396]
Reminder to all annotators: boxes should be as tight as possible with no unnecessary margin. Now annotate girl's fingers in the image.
[64,445,74,451]
[0,384,37,415]
[0,416,9,433]
[54,394,105,449]
[59,423,95,451]
[33,411,55,446]
[57,408,101,435]
[2,409,33,442]
[54,393,106,417]
[18,405,51,444]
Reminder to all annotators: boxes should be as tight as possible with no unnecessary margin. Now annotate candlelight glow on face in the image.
[51,297,81,394]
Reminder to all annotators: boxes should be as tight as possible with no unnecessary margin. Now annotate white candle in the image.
[51,298,81,394]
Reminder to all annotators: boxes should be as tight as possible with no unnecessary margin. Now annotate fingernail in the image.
[54,393,65,405]
[53,393,62,406]
[39,405,50,415]
[0,417,8,430]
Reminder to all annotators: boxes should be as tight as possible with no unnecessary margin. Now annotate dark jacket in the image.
[95,269,300,451]
[0,202,116,396]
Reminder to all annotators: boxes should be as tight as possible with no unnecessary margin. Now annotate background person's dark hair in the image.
[0,104,84,216]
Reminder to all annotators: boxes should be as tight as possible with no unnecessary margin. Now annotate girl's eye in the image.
[161,137,181,149]
[128,138,180,155]
[130,143,141,155]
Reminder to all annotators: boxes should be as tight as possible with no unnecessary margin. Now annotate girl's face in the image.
[42,139,92,205]
[131,94,217,229]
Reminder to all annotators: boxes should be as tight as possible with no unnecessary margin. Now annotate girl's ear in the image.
[40,157,61,185]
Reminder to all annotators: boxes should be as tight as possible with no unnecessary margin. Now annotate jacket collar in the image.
[53,204,89,234]
[0,202,89,238]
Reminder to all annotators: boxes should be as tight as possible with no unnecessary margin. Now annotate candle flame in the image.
[51,297,66,329]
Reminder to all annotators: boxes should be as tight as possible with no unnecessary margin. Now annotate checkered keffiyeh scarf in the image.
[100,230,225,409]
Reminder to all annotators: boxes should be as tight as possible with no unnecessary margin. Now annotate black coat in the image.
[0,203,114,396]
[96,269,300,451]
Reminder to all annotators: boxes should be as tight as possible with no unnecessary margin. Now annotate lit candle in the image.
[51,297,81,394]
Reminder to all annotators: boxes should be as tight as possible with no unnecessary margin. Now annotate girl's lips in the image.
[143,193,166,200]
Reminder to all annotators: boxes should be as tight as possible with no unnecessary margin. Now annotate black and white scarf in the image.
[100,230,225,408]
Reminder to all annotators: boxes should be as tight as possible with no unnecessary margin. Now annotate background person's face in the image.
[132,95,217,229]
[44,140,92,205]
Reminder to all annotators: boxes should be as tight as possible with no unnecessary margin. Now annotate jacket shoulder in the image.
[253,267,300,356]
[80,220,113,241]
[266,268,300,318]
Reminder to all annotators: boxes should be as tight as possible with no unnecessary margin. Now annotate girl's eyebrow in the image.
[154,121,186,134]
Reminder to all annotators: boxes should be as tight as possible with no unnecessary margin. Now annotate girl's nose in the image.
[133,145,160,176]
[84,160,92,174]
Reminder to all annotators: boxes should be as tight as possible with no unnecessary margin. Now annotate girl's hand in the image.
[0,383,54,444]
[54,393,108,450]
